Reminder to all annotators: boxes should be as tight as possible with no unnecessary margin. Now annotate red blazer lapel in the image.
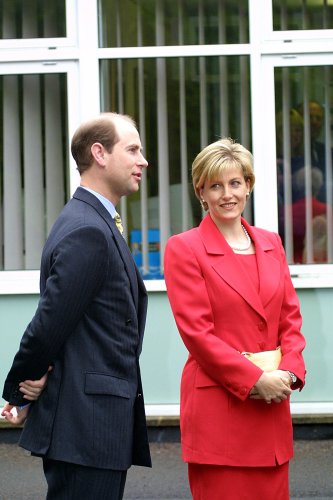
[198,215,280,320]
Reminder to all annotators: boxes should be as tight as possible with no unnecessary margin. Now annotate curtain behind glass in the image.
[273,0,333,31]
[98,0,249,47]
[0,0,66,39]
[0,73,69,270]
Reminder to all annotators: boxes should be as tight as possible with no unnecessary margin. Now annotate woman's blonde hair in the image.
[192,137,255,203]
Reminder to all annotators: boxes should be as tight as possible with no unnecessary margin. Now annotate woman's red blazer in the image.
[164,214,306,467]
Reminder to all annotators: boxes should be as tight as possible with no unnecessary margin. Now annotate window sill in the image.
[0,270,167,294]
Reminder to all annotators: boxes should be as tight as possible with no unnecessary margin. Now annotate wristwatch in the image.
[287,371,297,385]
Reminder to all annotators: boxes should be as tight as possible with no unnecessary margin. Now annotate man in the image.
[1,112,151,499]
[297,100,333,202]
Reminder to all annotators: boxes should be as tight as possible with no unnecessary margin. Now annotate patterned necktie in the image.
[114,212,124,235]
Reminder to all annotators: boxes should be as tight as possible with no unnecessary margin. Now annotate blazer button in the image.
[240,387,248,396]
[257,322,265,331]
[126,319,132,325]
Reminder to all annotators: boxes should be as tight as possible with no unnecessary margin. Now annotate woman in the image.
[164,138,306,500]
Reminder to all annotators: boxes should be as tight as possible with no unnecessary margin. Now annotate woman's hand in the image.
[1,403,29,426]
[249,369,292,404]
[19,365,52,401]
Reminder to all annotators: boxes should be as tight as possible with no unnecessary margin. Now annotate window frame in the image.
[252,51,333,287]
[0,60,81,285]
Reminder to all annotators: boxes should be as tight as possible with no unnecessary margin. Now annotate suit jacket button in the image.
[126,319,132,324]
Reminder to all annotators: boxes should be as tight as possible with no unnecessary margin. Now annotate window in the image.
[275,65,333,264]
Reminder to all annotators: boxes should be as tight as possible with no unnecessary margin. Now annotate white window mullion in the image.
[137,2,149,275]
[198,0,207,148]
[218,1,229,137]
[114,0,129,241]
[116,0,124,114]
[239,3,250,149]
[178,1,190,232]
[156,0,170,269]
[76,0,99,120]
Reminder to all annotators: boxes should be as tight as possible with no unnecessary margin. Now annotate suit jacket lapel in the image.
[73,188,140,312]
[198,215,280,320]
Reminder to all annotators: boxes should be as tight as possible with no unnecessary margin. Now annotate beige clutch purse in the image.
[241,347,282,372]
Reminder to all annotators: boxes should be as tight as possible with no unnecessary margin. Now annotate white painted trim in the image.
[0,61,78,75]
[97,44,251,60]
[1,403,332,421]
[0,272,167,295]
[290,402,333,415]
[261,40,333,56]
[264,30,333,43]
[145,404,180,417]
[0,271,40,295]
[144,280,167,292]
[144,402,333,417]
[2,269,333,294]
[0,39,75,50]
[76,0,100,121]
[0,48,80,63]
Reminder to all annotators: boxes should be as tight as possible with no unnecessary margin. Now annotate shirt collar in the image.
[80,186,117,218]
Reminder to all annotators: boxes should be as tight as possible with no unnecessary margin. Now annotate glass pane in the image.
[98,0,249,47]
[100,55,252,278]
[273,0,333,31]
[0,73,69,270]
[275,65,333,264]
[0,0,66,39]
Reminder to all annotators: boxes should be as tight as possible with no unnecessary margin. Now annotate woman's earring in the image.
[201,199,209,211]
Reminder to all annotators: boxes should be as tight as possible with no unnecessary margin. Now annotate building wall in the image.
[1,287,332,418]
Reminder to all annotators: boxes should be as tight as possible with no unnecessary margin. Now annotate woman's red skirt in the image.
[188,461,289,500]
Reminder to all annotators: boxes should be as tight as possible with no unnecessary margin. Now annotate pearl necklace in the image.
[229,224,252,251]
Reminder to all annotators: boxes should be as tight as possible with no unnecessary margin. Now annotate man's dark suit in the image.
[3,187,151,470]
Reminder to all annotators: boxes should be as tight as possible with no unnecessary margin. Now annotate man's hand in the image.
[1,403,29,426]
[249,369,292,404]
[19,366,52,401]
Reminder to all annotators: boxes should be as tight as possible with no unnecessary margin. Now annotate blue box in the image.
[131,229,163,279]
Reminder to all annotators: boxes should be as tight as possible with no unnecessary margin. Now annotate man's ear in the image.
[91,142,106,166]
